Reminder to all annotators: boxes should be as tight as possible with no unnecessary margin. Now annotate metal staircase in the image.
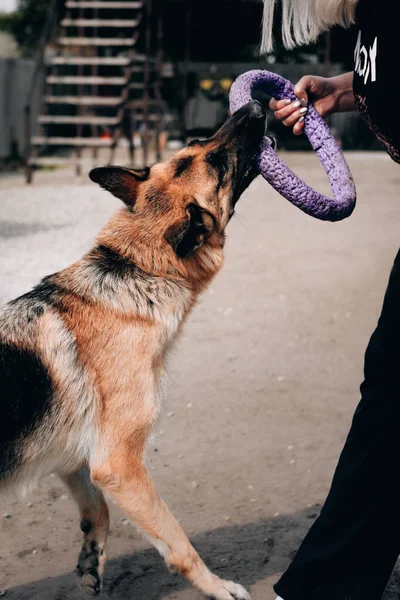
[26,0,155,182]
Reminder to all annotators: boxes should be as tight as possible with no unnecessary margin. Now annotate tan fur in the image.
[1,103,265,600]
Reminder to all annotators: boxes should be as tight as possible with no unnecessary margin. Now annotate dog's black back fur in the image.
[0,342,53,480]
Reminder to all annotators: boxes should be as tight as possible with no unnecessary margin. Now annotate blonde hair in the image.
[261,0,358,53]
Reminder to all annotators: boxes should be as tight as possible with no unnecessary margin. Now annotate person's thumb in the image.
[294,76,314,106]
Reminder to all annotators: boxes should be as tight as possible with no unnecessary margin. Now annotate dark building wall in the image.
[161,1,379,150]
[0,58,41,160]
[163,0,358,67]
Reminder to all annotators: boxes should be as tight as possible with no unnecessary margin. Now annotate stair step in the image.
[51,56,132,66]
[45,95,124,106]
[61,18,139,27]
[39,115,120,125]
[47,75,127,85]
[59,36,137,46]
[32,136,114,147]
[66,1,143,8]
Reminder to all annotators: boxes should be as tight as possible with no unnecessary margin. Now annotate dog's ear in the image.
[89,166,150,207]
[164,203,215,259]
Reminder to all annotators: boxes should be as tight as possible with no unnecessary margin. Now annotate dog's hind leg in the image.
[92,456,250,600]
[62,465,110,596]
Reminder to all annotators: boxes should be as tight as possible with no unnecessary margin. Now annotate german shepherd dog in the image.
[0,101,266,600]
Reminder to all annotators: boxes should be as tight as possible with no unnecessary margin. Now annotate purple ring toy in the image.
[230,70,356,221]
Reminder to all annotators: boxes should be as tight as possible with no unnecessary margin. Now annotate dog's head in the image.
[90,101,266,283]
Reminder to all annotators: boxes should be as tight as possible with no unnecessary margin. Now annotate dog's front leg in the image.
[62,465,110,596]
[91,453,250,600]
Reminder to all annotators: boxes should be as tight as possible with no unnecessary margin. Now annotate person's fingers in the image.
[281,106,308,127]
[293,117,306,136]
[273,99,307,122]
[269,97,291,111]
[269,78,313,135]
[270,97,306,114]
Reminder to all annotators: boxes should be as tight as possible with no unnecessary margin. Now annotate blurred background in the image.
[0,0,380,179]
[2,4,400,600]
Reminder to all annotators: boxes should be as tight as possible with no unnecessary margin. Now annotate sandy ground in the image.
[1,151,400,600]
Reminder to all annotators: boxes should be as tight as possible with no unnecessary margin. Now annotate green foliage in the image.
[0,0,54,58]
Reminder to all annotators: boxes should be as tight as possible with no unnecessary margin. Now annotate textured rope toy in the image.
[229,70,357,221]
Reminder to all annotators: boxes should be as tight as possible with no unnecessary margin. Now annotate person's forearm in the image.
[330,72,357,113]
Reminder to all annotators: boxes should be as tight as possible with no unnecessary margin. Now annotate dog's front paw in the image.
[77,569,102,596]
[76,544,106,596]
[208,578,251,600]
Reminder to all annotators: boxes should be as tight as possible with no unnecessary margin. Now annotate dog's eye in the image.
[190,203,217,232]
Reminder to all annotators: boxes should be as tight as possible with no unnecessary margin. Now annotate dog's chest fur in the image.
[0,258,195,491]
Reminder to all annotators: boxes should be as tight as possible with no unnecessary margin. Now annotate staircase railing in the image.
[24,0,63,183]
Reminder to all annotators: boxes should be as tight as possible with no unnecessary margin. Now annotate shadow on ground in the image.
[4,508,315,600]
[5,506,400,600]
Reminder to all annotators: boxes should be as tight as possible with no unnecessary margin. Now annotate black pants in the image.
[274,250,400,600]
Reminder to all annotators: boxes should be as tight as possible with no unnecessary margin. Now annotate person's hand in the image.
[269,75,344,136]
